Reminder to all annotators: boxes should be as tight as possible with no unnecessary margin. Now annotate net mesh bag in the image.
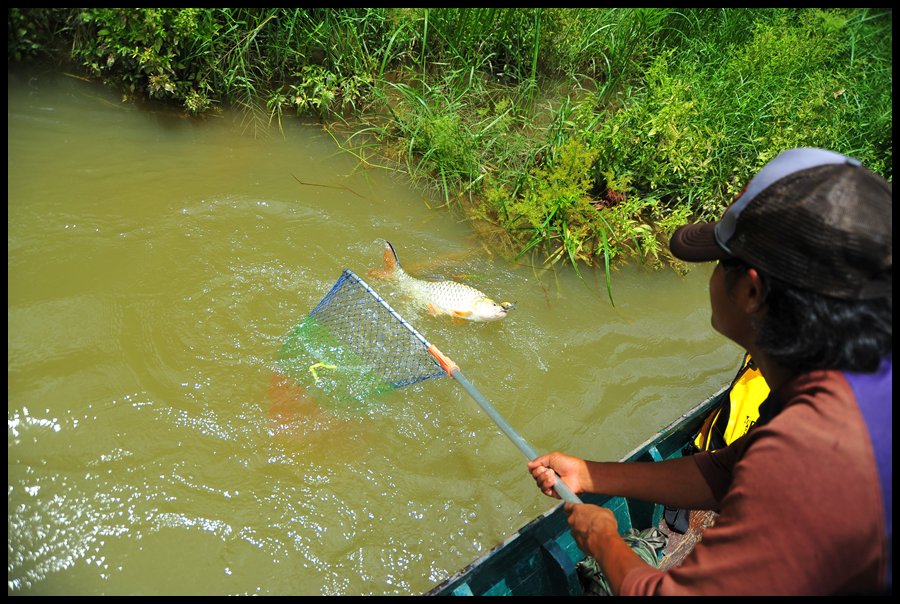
[275,270,444,405]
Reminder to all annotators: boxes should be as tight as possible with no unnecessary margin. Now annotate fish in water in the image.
[375,241,514,322]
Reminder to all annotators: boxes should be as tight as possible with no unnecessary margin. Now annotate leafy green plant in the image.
[8,8,74,61]
[73,9,220,112]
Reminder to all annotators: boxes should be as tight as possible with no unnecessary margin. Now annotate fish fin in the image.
[452,310,473,318]
[426,303,441,316]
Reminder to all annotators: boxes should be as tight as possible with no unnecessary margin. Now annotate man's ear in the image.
[744,267,765,313]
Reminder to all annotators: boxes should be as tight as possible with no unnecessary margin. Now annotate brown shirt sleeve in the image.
[690,437,742,505]
[620,371,886,595]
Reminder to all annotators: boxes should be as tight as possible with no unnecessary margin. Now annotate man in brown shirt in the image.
[529,147,892,595]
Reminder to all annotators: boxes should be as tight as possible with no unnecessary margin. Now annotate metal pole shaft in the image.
[452,369,582,504]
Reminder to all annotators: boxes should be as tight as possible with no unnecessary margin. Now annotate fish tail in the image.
[383,241,401,277]
[368,240,402,280]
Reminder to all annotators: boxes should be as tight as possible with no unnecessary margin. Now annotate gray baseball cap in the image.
[670,147,891,300]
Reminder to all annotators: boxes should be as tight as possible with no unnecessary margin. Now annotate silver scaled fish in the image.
[379,241,514,322]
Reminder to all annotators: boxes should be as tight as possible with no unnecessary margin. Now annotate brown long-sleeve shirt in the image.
[621,360,892,595]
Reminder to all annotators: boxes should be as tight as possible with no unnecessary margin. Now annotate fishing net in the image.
[275,269,445,406]
[272,267,582,503]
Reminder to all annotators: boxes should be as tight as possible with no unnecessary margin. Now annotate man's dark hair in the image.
[722,259,892,373]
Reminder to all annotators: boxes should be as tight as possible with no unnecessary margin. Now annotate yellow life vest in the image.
[693,352,770,452]
[667,353,772,534]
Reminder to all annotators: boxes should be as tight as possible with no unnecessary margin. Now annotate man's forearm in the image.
[585,455,718,510]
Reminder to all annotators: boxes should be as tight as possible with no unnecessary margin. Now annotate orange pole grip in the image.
[427,344,460,376]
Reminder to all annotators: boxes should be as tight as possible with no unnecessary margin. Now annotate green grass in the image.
[9,8,892,297]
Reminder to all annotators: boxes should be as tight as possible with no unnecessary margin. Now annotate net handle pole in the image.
[428,345,582,505]
[451,369,582,505]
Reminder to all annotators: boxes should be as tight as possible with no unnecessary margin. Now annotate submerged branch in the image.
[291,173,365,199]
